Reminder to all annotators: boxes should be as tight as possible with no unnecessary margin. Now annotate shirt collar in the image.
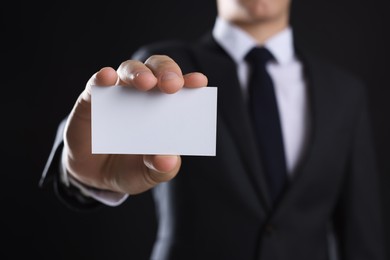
[212,16,295,65]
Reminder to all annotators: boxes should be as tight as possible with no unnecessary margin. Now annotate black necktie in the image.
[245,47,287,203]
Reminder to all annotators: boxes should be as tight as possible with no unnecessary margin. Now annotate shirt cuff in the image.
[60,148,129,207]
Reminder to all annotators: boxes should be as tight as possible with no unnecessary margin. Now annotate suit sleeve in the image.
[39,118,104,211]
[333,86,386,260]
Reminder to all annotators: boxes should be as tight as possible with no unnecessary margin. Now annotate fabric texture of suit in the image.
[40,32,386,260]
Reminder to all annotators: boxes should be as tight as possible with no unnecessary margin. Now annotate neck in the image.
[234,16,289,44]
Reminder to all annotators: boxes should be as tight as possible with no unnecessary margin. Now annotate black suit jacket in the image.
[41,33,386,260]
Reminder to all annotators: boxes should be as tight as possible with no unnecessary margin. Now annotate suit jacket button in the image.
[265,224,275,235]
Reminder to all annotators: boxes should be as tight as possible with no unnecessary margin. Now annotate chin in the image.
[240,0,289,21]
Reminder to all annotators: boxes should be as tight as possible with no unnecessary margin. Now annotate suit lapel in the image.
[192,34,272,211]
[189,36,332,214]
[271,48,333,212]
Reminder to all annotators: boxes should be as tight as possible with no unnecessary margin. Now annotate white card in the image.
[91,85,218,156]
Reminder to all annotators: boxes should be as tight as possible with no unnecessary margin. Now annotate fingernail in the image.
[161,72,179,81]
[144,155,179,173]
[144,158,158,172]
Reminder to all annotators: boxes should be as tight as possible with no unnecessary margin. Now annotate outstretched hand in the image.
[63,55,208,195]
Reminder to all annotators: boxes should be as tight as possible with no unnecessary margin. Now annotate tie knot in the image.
[245,47,275,67]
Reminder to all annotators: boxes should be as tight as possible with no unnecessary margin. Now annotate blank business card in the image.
[91,85,218,156]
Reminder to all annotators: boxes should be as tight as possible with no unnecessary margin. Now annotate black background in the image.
[2,0,389,259]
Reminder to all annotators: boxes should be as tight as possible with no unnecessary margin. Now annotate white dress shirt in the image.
[61,17,309,206]
[213,17,309,176]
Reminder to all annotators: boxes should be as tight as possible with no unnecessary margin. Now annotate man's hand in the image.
[63,55,208,195]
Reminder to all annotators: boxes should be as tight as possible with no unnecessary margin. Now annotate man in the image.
[40,0,386,259]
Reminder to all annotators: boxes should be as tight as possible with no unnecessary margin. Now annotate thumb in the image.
[143,155,182,184]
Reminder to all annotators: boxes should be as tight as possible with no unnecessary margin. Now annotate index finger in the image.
[117,55,185,94]
[144,55,185,94]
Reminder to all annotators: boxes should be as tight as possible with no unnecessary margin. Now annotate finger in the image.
[144,55,184,94]
[183,72,208,88]
[82,67,119,103]
[117,60,158,91]
[143,155,181,184]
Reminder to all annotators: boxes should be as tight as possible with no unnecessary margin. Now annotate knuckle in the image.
[145,55,177,71]
[118,59,132,70]
[144,168,174,187]
[145,54,172,64]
